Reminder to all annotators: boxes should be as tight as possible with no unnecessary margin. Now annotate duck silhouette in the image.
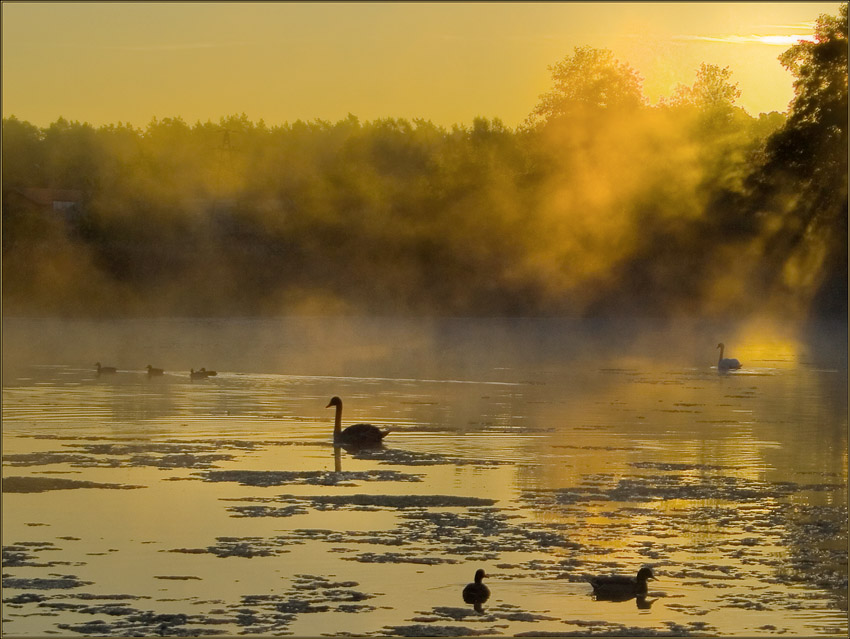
[462,568,490,612]
[587,566,657,601]
[326,396,389,447]
[146,365,164,377]
[95,362,117,376]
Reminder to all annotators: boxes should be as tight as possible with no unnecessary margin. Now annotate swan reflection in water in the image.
[333,445,342,473]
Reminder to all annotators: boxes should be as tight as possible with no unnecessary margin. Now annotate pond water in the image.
[2,317,847,636]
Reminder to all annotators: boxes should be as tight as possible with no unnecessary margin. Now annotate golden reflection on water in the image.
[2,318,847,636]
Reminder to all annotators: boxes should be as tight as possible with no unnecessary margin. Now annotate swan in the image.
[146,365,164,377]
[95,362,117,375]
[587,566,656,599]
[717,343,742,371]
[462,569,490,607]
[326,396,389,447]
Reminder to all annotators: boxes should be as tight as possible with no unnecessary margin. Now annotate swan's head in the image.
[326,396,342,409]
[717,343,724,350]
[637,567,656,582]
[474,569,486,582]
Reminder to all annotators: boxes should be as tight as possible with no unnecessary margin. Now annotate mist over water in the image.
[4,315,846,382]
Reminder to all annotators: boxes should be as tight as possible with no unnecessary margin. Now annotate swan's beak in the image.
[325,402,333,408]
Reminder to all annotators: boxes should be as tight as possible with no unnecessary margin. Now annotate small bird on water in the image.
[95,362,117,376]
[462,568,490,610]
[326,396,389,447]
[587,566,656,600]
[146,365,164,377]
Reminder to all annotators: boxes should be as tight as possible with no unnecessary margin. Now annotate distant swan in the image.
[462,569,491,607]
[95,362,117,375]
[587,566,656,599]
[717,343,742,371]
[326,396,389,447]
[146,365,164,377]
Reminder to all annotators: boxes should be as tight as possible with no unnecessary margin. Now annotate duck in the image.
[462,569,490,607]
[146,365,164,377]
[587,566,656,600]
[717,343,742,371]
[95,362,117,375]
[199,367,217,377]
[189,368,207,380]
[326,396,389,447]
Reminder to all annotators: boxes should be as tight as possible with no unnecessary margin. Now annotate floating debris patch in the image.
[168,537,281,559]
[2,575,94,590]
[231,493,499,512]
[381,624,497,636]
[202,468,424,487]
[412,603,558,624]
[523,473,842,506]
[2,477,145,493]
[3,542,73,568]
[351,447,510,467]
[344,551,460,565]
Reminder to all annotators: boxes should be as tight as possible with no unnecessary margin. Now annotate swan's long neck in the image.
[333,402,343,437]
[718,344,724,363]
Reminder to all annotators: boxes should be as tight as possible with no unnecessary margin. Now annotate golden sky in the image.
[1,2,841,128]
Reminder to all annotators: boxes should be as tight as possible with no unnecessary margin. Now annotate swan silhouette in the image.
[95,362,117,375]
[462,569,490,611]
[587,566,656,600]
[717,343,742,371]
[326,396,389,447]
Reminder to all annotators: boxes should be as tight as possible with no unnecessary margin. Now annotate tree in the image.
[746,2,848,318]
[528,46,644,125]
[671,63,741,110]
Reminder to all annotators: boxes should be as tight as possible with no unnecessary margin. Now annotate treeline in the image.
[2,5,846,319]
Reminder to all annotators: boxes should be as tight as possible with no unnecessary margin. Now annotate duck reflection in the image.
[462,568,490,613]
[592,590,658,609]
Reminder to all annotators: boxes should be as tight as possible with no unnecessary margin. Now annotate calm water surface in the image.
[2,317,847,636]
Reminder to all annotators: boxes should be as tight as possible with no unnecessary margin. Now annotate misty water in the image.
[2,317,847,637]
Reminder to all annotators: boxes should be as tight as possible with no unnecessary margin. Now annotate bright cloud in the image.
[674,34,818,46]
